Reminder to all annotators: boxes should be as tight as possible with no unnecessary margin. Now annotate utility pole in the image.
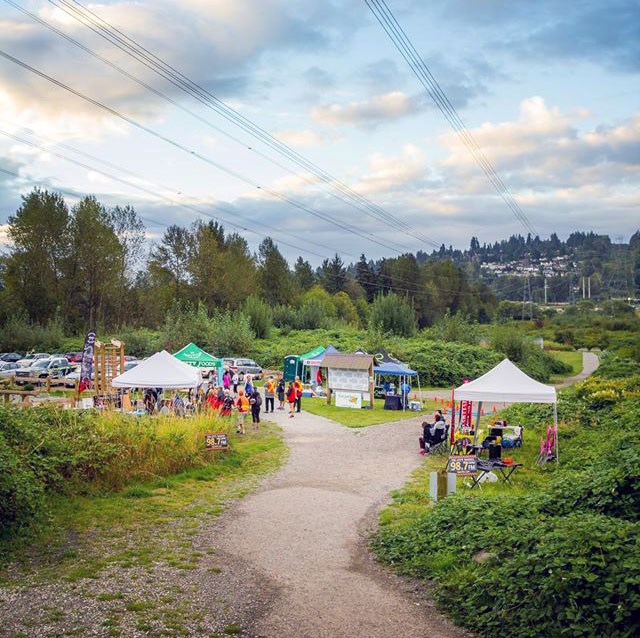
[588,276,591,299]
[582,276,586,299]
[544,277,548,305]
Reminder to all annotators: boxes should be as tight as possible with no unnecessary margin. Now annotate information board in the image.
[446,455,477,476]
[205,432,229,451]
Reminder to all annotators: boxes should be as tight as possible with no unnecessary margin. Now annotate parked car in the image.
[0,352,22,363]
[0,361,20,377]
[65,351,84,363]
[16,353,51,367]
[14,357,72,384]
[222,358,263,379]
[64,360,139,388]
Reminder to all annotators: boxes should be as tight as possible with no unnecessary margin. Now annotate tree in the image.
[66,196,123,328]
[149,225,193,300]
[320,253,346,294]
[188,220,225,309]
[369,292,416,337]
[5,189,70,323]
[355,254,377,302]
[258,237,293,305]
[293,256,316,291]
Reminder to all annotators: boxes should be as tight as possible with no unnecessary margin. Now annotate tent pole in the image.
[417,374,422,410]
[554,402,559,464]
[474,401,482,446]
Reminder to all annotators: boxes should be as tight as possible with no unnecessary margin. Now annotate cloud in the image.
[438,0,640,73]
[354,144,428,194]
[273,129,325,147]
[0,0,365,137]
[311,91,425,127]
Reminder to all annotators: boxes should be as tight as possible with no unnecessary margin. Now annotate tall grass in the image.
[0,406,237,547]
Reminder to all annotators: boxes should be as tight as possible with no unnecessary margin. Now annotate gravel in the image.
[0,408,469,638]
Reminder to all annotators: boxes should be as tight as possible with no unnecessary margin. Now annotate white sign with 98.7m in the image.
[446,455,477,476]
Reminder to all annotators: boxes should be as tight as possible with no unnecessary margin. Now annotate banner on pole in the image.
[78,328,96,393]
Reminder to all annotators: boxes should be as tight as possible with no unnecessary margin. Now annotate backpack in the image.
[254,393,262,407]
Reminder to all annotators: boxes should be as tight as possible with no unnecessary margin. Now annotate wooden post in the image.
[369,360,375,409]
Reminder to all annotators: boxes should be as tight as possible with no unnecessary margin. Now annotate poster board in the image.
[328,368,369,392]
[205,432,229,451]
[335,391,362,409]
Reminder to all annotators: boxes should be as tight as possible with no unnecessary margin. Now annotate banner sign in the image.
[205,433,229,451]
[446,455,478,476]
[461,399,472,428]
[335,391,362,409]
[78,328,96,393]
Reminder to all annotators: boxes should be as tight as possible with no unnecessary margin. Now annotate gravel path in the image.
[216,408,468,638]
[555,351,600,388]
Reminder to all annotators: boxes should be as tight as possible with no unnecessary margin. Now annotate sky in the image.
[0,0,638,265]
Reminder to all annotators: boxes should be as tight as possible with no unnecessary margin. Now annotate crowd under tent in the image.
[174,342,223,381]
[453,358,558,461]
[112,350,201,389]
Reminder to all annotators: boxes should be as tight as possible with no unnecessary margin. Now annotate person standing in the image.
[235,389,249,434]
[276,376,285,410]
[223,369,231,392]
[286,381,297,418]
[232,370,239,395]
[264,375,276,413]
[250,388,262,426]
[294,375,303,413]
[244,374,254,397]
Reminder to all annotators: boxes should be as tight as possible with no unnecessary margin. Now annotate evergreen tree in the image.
[293,256,316,291]
[258,237,293,305]
[320,253,346,293]
[355,253,377,302]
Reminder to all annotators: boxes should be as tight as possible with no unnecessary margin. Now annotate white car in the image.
[0,361,20,377]
[16,353,50,368]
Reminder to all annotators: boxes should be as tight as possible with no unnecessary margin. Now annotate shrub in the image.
[119,327,161,357]
[208,310,254,356]
[243,295,273,339]
[370,292,416,337]
[428,311,480,344]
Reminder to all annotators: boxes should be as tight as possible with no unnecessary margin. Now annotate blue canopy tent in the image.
[374,360,421,411]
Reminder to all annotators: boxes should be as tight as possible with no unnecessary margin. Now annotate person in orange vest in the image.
[294,375,303,413]
[264,375,276,413]
[235,388,249,434]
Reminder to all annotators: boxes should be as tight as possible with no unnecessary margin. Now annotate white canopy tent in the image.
[454,359,558,461]
[112,350,201,389]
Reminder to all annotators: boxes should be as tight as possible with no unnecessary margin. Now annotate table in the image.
[383,394,403,410]
[470,459,522,488]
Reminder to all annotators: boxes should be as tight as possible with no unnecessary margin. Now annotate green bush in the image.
[119,327,161,357]
[374,366,640,638]
[370,292,416,337]
[243,295,273,339]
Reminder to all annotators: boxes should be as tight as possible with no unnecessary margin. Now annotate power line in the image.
[38,0,440,250]
[0,48,409,256]
[2,0,410,252]
[364,0,537,236]
[0,130,333,261]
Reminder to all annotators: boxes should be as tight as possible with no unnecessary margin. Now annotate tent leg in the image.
[474,402,482,446]
[554,403,559,465]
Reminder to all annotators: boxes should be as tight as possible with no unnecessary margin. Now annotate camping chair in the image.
[536,425,557,465]
[420,422,449,455]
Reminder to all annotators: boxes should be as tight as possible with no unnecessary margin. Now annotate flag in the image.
[78,328,96,393]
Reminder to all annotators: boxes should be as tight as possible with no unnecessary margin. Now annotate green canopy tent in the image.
[174,343,224,382]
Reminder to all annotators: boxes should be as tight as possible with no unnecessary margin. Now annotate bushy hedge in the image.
[373,365,640,637]
[0,406,230,551]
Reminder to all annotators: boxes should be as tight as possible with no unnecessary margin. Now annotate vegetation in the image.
[372,362,640,638]
[0,405,283,562]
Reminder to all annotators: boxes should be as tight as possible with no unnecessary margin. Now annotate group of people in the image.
[418,409,448,454]
[140,371,306,433]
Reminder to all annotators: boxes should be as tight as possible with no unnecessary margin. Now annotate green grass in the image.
[1,425,286,585]
[548,349,583,376]
[302,395,437,427]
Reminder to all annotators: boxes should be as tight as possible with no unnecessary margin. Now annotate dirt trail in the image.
[216,409,468,638]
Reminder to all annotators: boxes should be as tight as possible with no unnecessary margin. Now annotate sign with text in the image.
[205,432,229,451]
[335,391,362,409]
[446,455,478,476]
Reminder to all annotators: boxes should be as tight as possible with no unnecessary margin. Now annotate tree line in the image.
[0,189,500,337]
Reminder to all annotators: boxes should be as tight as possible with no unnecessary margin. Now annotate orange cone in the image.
[481,407,485,416]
